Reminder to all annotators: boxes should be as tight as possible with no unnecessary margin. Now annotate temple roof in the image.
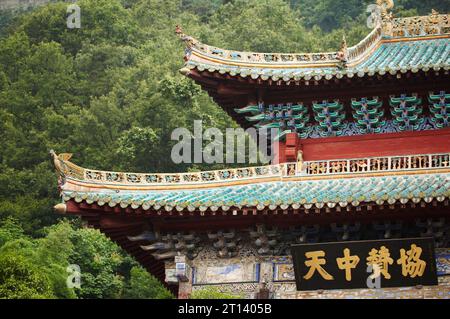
[52,151,450,213]
[62,172,450,212]
[182,36,449,82]
[178,10,450,83]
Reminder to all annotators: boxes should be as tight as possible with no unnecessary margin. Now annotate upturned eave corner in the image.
[50,149,62,176]
[49,150,69,214]
[50,149,73,177]
[175,25,196,76]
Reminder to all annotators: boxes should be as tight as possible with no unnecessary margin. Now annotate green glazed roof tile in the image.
[185,38,449,82]
[62,172,450,212]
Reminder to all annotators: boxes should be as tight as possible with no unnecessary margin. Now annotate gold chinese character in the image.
[336,248,360,281]
[397,244,426,278]
[304,250,334,280]
[366,246,393,279]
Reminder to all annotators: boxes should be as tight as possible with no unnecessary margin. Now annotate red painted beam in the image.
[298,128,450,161]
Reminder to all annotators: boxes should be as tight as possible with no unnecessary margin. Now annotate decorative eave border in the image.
[182,35,449,82]
[60,172,450,213]
[50,151,450,213]
[177,11,450,83]
[51,150,450,189]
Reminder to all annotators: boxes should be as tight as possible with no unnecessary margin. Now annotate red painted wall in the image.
[274,128,450,162]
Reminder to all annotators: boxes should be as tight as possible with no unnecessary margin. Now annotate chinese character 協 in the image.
[397,244,426,278]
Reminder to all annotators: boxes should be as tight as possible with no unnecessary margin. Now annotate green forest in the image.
[0,0,447,299]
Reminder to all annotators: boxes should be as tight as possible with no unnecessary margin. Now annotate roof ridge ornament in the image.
[50,150,71,172]
[175,25,198,49]
[176,25,199,65]
[429,9,440,24]
[337,35,348,69]
[377,0,395,36]
[50,150,84,182]
[376,0,394,17]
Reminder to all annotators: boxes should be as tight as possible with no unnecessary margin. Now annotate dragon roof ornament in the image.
[377,0,394,18]
[175,25,198,51]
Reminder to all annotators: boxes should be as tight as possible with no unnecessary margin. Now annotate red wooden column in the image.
[272,132,301,164]
[285,132,301,162]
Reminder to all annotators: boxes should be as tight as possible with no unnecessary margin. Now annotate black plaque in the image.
[291,237,438,291]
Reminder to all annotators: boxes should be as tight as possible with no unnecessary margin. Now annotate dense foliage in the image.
[0,218,173,298]
[190,286,243,299]
[0,0,446,299]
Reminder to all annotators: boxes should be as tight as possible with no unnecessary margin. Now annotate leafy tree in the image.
[17,0,142,55]
[0,221,77,298]
[69,227,126,299]
[394,0,449,15]
[0,217,25,247]
[181,0,223,21]
[207,0,315,53]
[190,286,243,299]
[123,266,174,299]
[0,253,54,299]
[116,126,159,172]
[35,222,77,299]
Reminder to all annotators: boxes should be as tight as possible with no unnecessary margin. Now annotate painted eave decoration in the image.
[177,8,450,83]
[51,151,450,213]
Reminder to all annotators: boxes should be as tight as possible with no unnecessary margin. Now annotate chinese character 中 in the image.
[366,246,393,279]
[397,244,427,278]
[336,248,360,281]
[303,250,334,281]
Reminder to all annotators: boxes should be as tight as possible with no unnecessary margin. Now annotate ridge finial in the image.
[337,34,348,68]
[376,0,394,16]
[175,25,198,49]
[175,25,183,36]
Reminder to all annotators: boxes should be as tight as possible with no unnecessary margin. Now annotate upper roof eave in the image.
[177,11,450,82]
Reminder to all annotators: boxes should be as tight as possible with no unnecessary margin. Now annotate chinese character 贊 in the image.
[366,246,393,279]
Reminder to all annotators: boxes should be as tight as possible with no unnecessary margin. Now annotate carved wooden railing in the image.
[389,13,450,38]
[190,41,340,65]
[302,153,450,176]
[56,153,450,186]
